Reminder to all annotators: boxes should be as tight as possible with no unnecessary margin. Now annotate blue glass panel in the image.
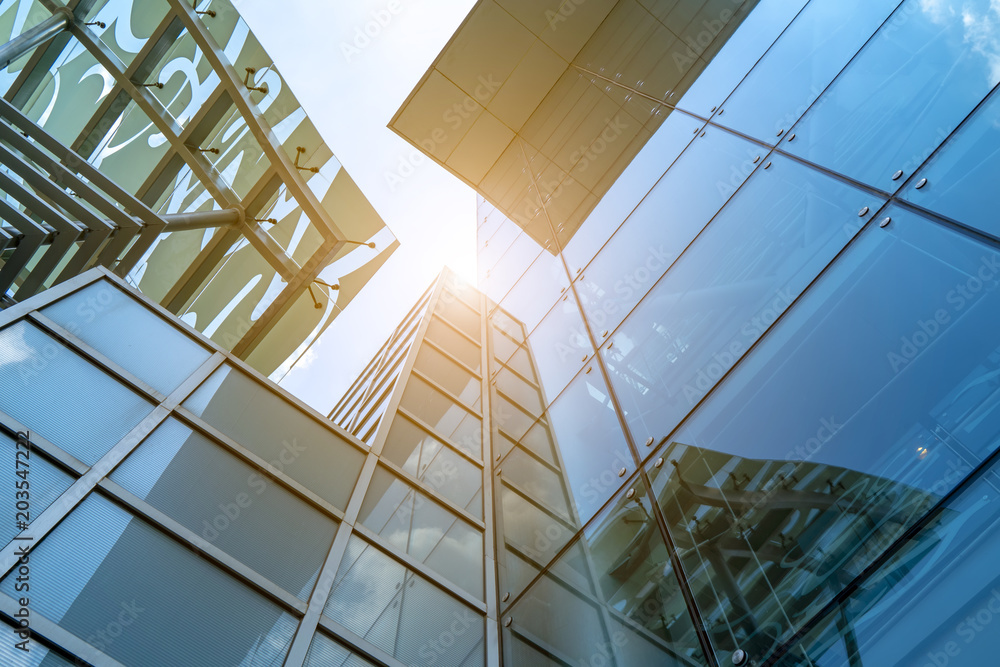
[0,321,154,465]
[902,88,1000,239]
[648,206,1000,662]
[717,0,901,142]
[110,418,338,599]
[43,280,211,396]
[562,112,702,271]
[676,0,809,115]
[775,464,1000,666]
[604,153,880,447]
[785,0,1000,192]
[541,364,633,525]
[576,127,762,335]
[0,431,73,549]
[526,297,591,406]
[507,480,707,666]
[0,493,297,666]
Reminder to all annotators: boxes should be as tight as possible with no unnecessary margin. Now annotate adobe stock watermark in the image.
[416,608,478,665]
[85,600,144,655]
[546,0,587,31]
[200,437,306,542]
[385,74,501,191]
[924,588,1000,667]
[680,287,795,406]
[16,283,118,385]
[671,1,742,73]
[568,117,630,175]
[887,252,1000,373]
[340,1,404,63]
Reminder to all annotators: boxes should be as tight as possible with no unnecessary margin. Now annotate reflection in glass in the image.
[648,207,1000,662]
[183,364,365,509]
[902,87,1000,239]
[324,535,484,667]
[604,154,879,447]
[44,280,211,395]
[506,480,707,666]
[0,321,154,465]
[576,127,761,335]
[360,466,484,599]
[785,0,1000,192]
[110,418,338,599]
[717,0,899,143]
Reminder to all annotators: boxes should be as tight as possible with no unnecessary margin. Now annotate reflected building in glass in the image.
[387,0,1000,665]
[0,0,397,377]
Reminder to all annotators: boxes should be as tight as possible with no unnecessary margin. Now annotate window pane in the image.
[436,295,481,342]
[576,127,760,335]
[414,344,481,411]
[776,464,1000,666]
[717,0,900,143]
[902,87,1000,239]
[0,321,154,465]
[605,153,879,446]
[426,316,481,374]
[785,0,1000,192]
[0,431,74,549]
[183,365,364,509]
[324,535,484,667]
[650,207,1000,661]
[44,281,211,395]
[499,252,569,333]
[304,631,376,667]
[526,298,591,406]
[360,467,484,599]
[0,493,297,666]
[399,375,482,459]
[110,418,338,598]
[676,0,809,115]
[382,415,483,518]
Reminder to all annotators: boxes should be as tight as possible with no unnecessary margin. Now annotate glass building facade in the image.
[0,0,397,377]
[389,1,1000,666]
[2,0,1000,666]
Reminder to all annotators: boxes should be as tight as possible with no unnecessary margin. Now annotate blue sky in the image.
[236,0,479,413]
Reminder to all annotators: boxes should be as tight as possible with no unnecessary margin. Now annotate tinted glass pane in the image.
[500,251,569,333]
[304,631,376,667]
[902,87,1000,238]
[576,127,760,335]
[562,112,703,271]
[785,0,1000,192]
[413,344,481,411]
[360,467,484,599]
[526,297,591,406]
[324,535,484,667]
[183,365,365,509]
[776,464,1000,666]
[0,493,297,666]
[649,207,1000,661]
[717,0,900,142]
[44,281,211,395]
[605,153,879,445]
[0,431,73,549]
[399,375,483,459]
[425,316,481,374]
[676,0,809,114]
[507,482,705,666]
[0,321,154,465]
[541,366,633,524]
[436,295,481,342]
[110,418,338,598]
[382,415,483,518]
